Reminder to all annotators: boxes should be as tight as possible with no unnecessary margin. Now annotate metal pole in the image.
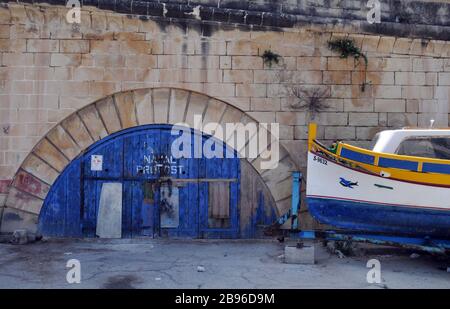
[291,172,302,230]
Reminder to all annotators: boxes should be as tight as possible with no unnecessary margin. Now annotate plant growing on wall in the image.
[261,50,281,67]
[288,86,330,119]
[328,38,369,91]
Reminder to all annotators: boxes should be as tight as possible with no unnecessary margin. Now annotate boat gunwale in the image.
[334,140,450,166]
[309,148,450,189]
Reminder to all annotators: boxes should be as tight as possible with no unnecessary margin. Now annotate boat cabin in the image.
[371,129,450,160]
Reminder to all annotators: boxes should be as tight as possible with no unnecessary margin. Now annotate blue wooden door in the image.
[39,125,240,238]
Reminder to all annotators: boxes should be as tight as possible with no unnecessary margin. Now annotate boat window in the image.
[396,137,450,160]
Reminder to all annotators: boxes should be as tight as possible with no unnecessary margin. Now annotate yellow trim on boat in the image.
[338,140,450,166]
[310,141,450,185]
[308,122,317,150]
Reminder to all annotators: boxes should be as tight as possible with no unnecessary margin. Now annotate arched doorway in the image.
[1,88,297,237]
[39,125,241,238]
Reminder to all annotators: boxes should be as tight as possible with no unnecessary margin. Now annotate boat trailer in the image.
[278,172,450,255]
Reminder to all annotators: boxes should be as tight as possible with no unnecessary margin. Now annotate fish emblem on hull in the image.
[339,177,358,189]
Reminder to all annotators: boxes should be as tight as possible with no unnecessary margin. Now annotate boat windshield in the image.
[370,133,380,150]
[395,137,450,160]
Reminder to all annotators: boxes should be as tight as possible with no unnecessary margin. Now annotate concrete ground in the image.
[0,239,448,289]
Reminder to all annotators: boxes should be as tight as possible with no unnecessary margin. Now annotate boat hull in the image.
[306,151,450,238]
[308,197,450,238]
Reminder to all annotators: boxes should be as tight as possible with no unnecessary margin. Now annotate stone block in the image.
[226,40,259,56]
[247,112,275,123]
[33,138,69,172]
[402,86,434,99]
[220,107,244,126]
[73,67,104,81]
[392,38,413,54]
[203,98,227,124]
[78,104,108,141]
[236,84,266,97]
[46,125,81,160]
[188,55,220,69]
[291,71,323,84]
[157,55,188,69]
[377,37,396,54]
[425,73,438,86]
[327,57,355,71]
[50,54,81,67]
[356,126,382,140]
[60,40,90,53]
[5,187,43,215]
[383,58,412,72]
[284,243,316,264]
[267,177,292,202]
[134,88,154,125]
[204,83,235,98]
[363,72,394,85]
[12,170,49,200]
[26,39,59,53]
[125,54,157,68]
[96,96,122,133]
[251,98,281,111]
[120,40,153,55]
[232,56,263,70]
[314,112,348,126]
[344,98,374,112]
[61,113,94,150]
[297,57,327,70]
[323,71,351,84]
[387,113,418,127]
[374,85,402,99]
[439,73,450,86]
[185,92,209,128]
[181,69,222,83]
[325,126,356,140]
[374,99,406,112]
[261,158,295,185]
[114,92,138,129]
[2,53,33,66]
[168,89,189,124]
[0,207,38,235]
[276,112,306,125]
[349,112,379,126]
[88,81,120,97]
[152,88,170,123]
[224,70,253,83]
[21,154,59,185]
[92,54,126,67]
[413,58,444,72]
[395,72,426,86]
[220,56,232,69]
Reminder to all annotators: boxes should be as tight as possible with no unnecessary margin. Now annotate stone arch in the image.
[0,87,297,233]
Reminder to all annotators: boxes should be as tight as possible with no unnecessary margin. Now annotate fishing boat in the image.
[306,123,450,239]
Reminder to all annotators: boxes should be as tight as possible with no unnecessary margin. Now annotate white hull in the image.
[306,152,450,211]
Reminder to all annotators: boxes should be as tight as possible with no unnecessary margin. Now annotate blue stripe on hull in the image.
[307,197,450,238]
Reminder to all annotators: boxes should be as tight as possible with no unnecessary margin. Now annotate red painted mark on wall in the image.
[0,180,12,194]
[12,171,49,199]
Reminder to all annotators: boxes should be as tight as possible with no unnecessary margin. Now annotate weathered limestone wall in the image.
[0,1,449,228]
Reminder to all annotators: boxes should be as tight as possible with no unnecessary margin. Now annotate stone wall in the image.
[0,1,449,227]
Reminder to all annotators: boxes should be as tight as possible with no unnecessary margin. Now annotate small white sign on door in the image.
[91,155,103,171]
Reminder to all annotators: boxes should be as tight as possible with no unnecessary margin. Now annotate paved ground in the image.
[0,239,448,288]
